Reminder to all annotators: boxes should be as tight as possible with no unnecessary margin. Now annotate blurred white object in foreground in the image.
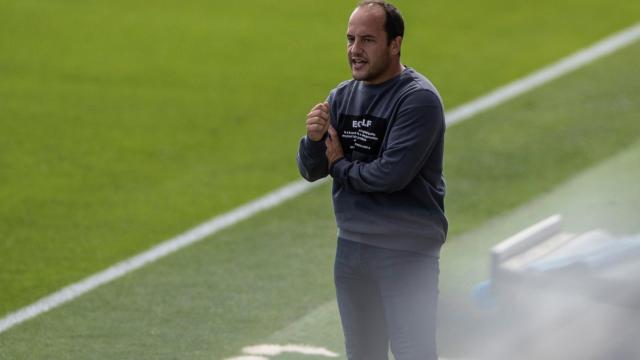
[474,215,640,360]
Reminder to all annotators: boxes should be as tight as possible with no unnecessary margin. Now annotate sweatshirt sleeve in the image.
[297,91,339,182]
[297,135,329,182]
[329,90,444,193]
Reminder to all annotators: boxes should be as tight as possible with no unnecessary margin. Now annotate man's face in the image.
[346,5,398,84]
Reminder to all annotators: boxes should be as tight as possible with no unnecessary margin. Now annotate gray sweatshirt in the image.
[297,67,447,256]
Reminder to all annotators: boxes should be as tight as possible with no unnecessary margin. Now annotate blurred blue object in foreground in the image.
[470,215,640,359]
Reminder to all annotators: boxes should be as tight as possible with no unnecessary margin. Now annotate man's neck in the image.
[364,61,405,85]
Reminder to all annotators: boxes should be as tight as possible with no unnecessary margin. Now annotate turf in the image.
[445,40,640,234]
[1,33,639,360]
[1,0,639,319]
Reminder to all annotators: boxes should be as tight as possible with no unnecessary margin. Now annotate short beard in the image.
[350,53,392,83]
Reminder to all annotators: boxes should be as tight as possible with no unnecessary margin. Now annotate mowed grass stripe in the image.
[3,22,639,335]
[2,0,640,316]
[1,37,638,360]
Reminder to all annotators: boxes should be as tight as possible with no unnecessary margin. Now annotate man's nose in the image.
[351,39,363,55]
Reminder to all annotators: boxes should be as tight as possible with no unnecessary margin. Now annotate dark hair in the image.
[358,0,405,43]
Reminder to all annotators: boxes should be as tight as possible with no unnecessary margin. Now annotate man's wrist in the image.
[307,132,328,143]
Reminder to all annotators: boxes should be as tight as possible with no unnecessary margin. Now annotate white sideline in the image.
[446,23,640,125]
[0,179,326,334]
[1,22,639,335]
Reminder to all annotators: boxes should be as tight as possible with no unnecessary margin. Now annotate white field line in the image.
[446,23,640,125]
[1,22,639,336]
[0,179,327,334]
[241,344,339,357]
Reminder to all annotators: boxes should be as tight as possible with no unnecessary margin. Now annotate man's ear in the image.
[391,36,403,56]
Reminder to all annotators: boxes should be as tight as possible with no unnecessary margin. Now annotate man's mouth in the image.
[352,58,367,70]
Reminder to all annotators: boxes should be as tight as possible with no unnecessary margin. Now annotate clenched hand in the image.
[325,126,344,169]
[306,102,331,141]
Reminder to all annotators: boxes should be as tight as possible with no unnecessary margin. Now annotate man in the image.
[296,1,447,359]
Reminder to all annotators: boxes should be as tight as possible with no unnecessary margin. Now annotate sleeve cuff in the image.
[329,157,346,178]
[304,135,327,156]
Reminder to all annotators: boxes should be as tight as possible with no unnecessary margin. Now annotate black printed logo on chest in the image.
[338,114,388,162]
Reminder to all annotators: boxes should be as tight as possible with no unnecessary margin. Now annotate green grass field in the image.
[1,0,640,358]
[1,43,639,358]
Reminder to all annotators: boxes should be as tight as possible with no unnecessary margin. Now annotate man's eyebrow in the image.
[347,33,377,38]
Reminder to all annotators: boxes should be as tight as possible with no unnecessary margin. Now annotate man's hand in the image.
[325,126,344,169]
[306,102,331,141]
